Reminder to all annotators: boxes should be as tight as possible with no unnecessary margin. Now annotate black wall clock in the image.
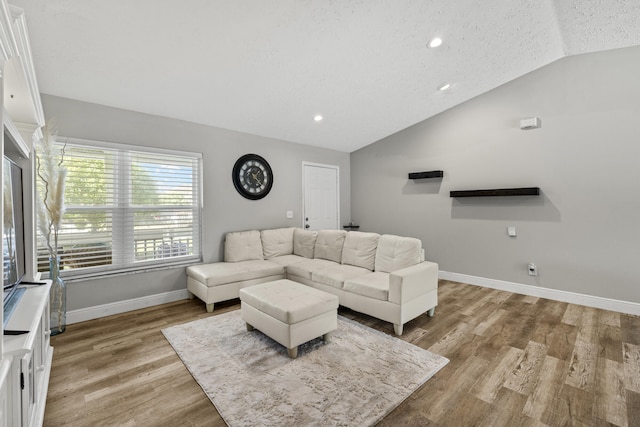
[232,154,273,200]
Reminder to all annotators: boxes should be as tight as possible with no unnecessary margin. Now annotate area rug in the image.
[162,310,448,426]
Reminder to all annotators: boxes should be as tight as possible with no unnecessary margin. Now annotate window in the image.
[36,138,202,279]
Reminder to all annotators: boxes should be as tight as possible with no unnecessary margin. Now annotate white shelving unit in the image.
[4,283,52,427]
[1,1,48,426]
[0,358,11,426]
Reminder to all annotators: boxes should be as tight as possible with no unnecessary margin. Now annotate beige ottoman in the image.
[239,279,339,358]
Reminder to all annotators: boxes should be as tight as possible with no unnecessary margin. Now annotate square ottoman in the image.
[239,279,339,358]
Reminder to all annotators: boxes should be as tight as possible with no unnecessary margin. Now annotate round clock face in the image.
[232,154,273,200]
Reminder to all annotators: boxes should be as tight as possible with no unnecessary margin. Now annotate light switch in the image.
[286,210,293,219]
[507,226,517,237]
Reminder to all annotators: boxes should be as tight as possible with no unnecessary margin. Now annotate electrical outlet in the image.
[286,210,293,219]
[528,263,537,276]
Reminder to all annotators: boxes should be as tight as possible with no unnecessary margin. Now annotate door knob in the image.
[305,224,310,229]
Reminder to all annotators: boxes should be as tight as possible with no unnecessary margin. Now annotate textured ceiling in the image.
[10,0,640,153]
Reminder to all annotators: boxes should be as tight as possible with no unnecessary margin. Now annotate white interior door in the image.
[302,162,340,231]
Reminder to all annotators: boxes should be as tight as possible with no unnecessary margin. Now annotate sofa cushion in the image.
[261,227,295,259]
[286,258,338,280]
[312,264,371,290]
[341,231,380,271]
[239,279,338,324]
[224,230,263,262]
[314,229,347,263]
[343,272,390,301]
[374,234,422,273]
[293,228,317,258]
[186,260,284,287]
[268,254,307,267]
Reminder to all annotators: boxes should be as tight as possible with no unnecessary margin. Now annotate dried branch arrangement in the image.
[36,122,67,258]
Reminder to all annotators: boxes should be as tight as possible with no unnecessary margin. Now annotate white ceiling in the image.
[11,0,640,153]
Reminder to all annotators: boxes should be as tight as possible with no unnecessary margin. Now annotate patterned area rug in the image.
[162,310,448,426]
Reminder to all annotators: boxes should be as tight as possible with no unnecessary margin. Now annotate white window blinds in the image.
[37,138,202,279]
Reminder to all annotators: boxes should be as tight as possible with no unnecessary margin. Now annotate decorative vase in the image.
[49,256,67,335]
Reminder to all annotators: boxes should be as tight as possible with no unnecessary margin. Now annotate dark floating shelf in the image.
[450,187,540,198]
[408,170,444,179]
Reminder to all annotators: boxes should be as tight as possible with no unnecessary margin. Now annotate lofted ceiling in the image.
[10,0,640,153]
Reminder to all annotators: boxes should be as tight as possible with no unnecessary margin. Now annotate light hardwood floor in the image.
[44,280,640,426]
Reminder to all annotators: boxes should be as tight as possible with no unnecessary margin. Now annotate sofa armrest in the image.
[388,261,439,304]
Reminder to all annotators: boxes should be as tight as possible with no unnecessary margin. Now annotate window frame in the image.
[37,137,203,281]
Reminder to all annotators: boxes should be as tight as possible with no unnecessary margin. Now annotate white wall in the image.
[42,95,350,313]
[351,46,640,305]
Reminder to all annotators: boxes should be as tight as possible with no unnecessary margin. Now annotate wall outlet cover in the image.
[520,117,541,130]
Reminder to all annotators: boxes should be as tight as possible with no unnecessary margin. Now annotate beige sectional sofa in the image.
[186,227,438,335]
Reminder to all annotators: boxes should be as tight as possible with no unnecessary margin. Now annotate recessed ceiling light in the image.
[428,37,442,48]
[314,115,323,122]
[437,83,451,91]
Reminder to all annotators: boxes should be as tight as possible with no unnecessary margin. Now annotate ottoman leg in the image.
[246,322,255,331]
[322,332,332,343]
[206,303,214,313]
[288,346,298,359]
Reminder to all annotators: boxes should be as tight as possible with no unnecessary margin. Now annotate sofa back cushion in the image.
[341,231,380,271]
[314,229,347,263]
[224,230,263,262]
[293,228,317,258]
[261,227,295,259]
[374,234,422,273]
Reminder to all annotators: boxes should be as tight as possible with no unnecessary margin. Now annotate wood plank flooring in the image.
[43,280,640,426]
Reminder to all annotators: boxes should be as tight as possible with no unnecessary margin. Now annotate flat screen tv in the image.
[3,154,26,325]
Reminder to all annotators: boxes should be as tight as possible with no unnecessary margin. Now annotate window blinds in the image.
[37,138,202,279]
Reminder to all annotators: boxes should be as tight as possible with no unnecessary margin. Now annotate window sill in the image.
[46,257,203,283]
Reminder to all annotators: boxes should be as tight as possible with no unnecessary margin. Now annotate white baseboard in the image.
[67,289,190,324]
[439,271,640,316]
[67,273,640,324]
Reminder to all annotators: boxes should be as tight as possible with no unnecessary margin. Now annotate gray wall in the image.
[351,45,640,304]
[42,95,351,311]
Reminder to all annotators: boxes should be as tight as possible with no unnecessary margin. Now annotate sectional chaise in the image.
[186,227,438,335]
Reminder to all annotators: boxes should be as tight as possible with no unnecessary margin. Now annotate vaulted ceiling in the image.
[11,0,640,152]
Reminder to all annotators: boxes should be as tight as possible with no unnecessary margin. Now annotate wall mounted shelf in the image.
[450,187,540,198]
[408,170,444,179]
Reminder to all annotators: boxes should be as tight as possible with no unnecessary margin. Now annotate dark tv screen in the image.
[3,155,26,318]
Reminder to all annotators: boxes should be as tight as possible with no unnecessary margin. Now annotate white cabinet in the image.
[0,359,11,426]
[1,2,47,424]
[3,283,53,427]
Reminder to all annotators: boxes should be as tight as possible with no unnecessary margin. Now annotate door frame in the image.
[301,161,340,230]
